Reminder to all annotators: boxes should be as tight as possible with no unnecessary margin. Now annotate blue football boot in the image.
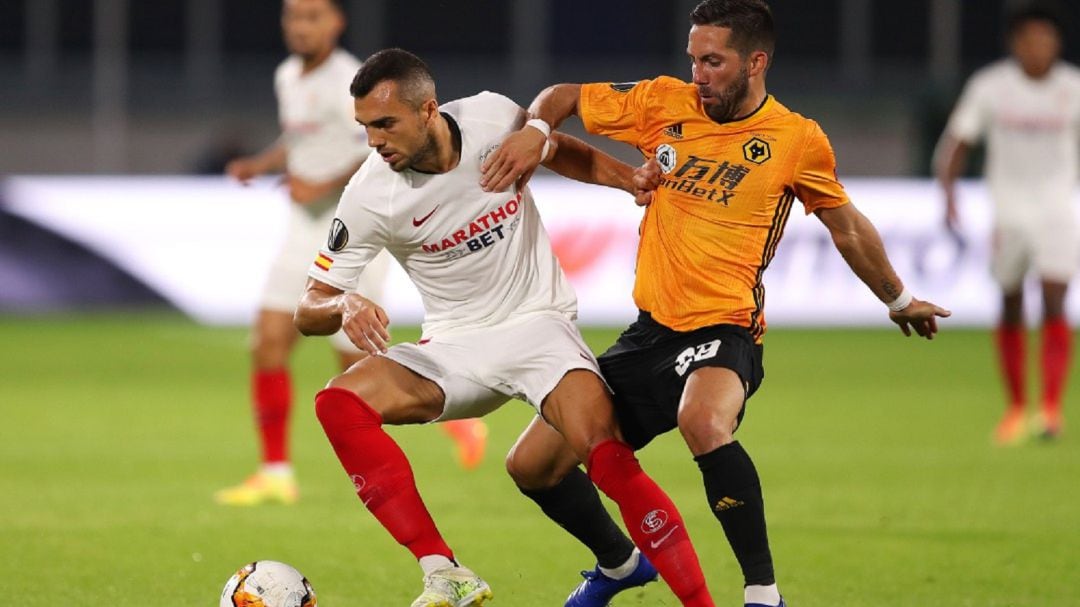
[564,553,659,607]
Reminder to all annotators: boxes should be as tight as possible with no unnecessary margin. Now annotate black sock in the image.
[695,441,776,586]
[518,466,635,569]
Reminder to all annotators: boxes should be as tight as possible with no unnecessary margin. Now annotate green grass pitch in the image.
[1,313,1077,606]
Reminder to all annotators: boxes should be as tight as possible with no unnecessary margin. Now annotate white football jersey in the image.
[275,49,370,185]
[309,91,578,337]
[946,59,1080,213]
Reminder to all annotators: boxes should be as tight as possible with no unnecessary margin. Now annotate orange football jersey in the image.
[580,76,850,341]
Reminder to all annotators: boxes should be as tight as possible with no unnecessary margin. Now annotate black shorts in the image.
[598,311,765,450]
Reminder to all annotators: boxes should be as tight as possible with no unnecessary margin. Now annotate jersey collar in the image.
[708,94,773,127]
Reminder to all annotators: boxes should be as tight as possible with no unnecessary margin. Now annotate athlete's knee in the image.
[505,445,543,489]
[505,441,567,490]
[314,384,382,434]
[251,311,298,365]
[324,370,362,393]
[678,404,737,454]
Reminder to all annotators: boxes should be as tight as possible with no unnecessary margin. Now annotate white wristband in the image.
[525,118,551,138]
[887,288,913,312]
[525,118,553,161]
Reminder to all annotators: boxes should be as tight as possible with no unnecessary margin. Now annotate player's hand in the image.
[889,298,951,340]
[480,127,547,193]
[633,158,663,206]
[944,192,961,232]
[340,294,391,355]
[225,157,261,184]
[286,175,331,205]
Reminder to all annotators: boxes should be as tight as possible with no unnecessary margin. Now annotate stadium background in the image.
[2,1,1079,606]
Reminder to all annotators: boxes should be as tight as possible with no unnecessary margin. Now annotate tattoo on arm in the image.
[882,280,900,300]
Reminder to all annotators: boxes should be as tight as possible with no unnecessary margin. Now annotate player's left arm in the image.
[539,132,634,194]
[815,203,951,339]
[295,277,390,354]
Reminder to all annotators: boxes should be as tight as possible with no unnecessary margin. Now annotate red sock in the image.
[995,324,1026,411]
[253,369,292,463]
[587,440,713,607]
[1042,317,1071,414]
[314,388,454,561]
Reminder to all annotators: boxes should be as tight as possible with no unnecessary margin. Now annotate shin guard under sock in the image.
[996,324,1027,411]
[696,441,775,586]
[315,388,453,561]
[253,369,292,463]
[1042,317,1071,413]
[519,466,635,569]
[588,439,713,606]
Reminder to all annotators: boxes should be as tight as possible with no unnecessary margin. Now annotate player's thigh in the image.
[678,366,748,455]
[326,354,446,424]
[599,321,764,451]
[669,325,762,454]
[251,309,300,367]
[990,223,1033,294]
[485,312,608,412]
[505,415,582,490]
[384,341,510,422]
[541,369,622,461]
[259,203,325,313]
[597,335,678,451]
[1033,215,1078,299]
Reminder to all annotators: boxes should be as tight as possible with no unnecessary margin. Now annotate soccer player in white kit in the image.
[295,49,717,607]
[936,5,1080,444]
[216,0,486,507]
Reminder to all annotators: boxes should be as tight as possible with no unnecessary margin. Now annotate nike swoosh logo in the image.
[649,524,679,549]
[412,205,440,227]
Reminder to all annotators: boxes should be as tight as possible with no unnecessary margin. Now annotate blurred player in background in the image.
[215,0,486,507]
[482,1,950,606]
[297,48,717,607]
[935,3,1080,444]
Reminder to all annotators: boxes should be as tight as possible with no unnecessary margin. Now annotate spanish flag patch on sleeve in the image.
[314,253,334,271]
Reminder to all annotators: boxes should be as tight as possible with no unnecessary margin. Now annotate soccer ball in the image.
[220,560,317,607]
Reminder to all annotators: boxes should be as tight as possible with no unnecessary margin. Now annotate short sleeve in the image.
[579,79,657,147]
[793,121,850,214]
[946,74,989,144]
[474,91,528,132]
[308,174,389,293]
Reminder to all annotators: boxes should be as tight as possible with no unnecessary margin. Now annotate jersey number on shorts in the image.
[674,339,722,376]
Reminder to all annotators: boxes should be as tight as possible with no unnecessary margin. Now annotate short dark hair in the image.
[1006,2,1065,38]
[690,0,775,61]
[350,48,436,108]
[286,0,345,12]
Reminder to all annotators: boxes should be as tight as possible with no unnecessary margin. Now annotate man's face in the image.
[1010,19,1062,78]
[355,81,437,173]
[281,0,343,60]
[687,24,752,123]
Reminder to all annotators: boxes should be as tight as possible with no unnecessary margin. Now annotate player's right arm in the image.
[541,132,635,193]
[934,136,971,231]
[294,278,390,355]
[794,120,951,339]
[814,203,951,339]
[225,141,288,184]
[480,84,582,192]
[933,72,988,231]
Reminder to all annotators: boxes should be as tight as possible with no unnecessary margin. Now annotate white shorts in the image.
[991,209,1079,292]
[383,311,603,421]
[259,199,391,351]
